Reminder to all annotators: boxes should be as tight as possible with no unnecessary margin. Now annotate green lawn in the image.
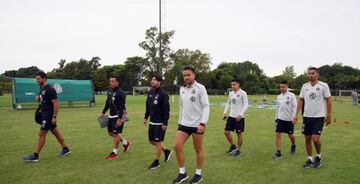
[0,94,359,184]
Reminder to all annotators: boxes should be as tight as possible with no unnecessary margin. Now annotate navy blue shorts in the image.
[40,118,57,131]
[275,119,294,134]
[107,118,124,134]
[149,124,166,142]
[177,124,202,135]
[302,117,324,136]
[225,117,245,133]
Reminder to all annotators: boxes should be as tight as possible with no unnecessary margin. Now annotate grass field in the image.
[0,94,359,184]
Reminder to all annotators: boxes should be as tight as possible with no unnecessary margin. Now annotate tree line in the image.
[1,27,359,95]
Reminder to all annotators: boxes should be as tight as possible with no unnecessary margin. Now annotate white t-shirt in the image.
[275,91,297,121]
[223,89,248,118]
[179,81,210,127]
[299,81,331,118]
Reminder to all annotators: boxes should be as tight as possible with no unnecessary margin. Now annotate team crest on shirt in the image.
[191,89,196,94]
[41,90,46,95]
[309,92,316,100]
[190,96,196,102]
[232,98,236,104]
[237,94,240,97]
[286,101,290,105]
[155,94,159,99]
[286,96,290,100]
[316,87,320,91]
[154,100,158,105]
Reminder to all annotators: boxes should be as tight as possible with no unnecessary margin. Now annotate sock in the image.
[122,139,128,146]
[113,148,118,154]
[179,167,186,174]
[316,153,321,158]
[34,152,39,158]
[308,156,313,162]
[195,169,202,175]
[63,146,69,150]
[163,149,169,153]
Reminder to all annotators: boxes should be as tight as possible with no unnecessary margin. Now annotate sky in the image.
[0,0,359,76]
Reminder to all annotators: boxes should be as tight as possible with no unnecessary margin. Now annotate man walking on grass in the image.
[23,71,71,162]
[294,67,332,168]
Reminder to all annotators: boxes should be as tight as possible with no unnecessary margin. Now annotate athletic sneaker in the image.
[303,159,314,168]
[290,145,296,155]
[234,150,241,157]
[22,154,39,162]
[173,173,188,184]
[105,152,118,159]
[190,174,203,184]
[148,160,160,170]
[164,149,173,162]
[226,144,237,155]
[314,156,322,168]
[123,141,132,153]
[58,148,71,157]
[273,151,282,160]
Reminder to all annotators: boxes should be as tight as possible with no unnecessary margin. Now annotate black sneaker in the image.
[314,156,322,168]
[290,145,296,155]
[303,159,314,168]
[148,160,160,170]
[273,151,282,160]
[226,144,237,155]
[234,150,241,157]
[190,174,203,184]
[173,173,188,184]
[164,149,173,162]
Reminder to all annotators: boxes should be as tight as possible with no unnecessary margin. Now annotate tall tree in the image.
[139,27,175,75]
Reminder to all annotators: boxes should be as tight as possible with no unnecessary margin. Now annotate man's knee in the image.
[312,136,321,143]
[305,136,312,143]
[39,130,48,137]
[194,144,203,154]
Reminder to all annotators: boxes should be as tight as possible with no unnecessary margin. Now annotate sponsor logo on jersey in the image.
[190,96,196,102]
[309,92,316,100]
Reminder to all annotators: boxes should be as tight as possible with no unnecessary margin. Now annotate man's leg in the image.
[275,132,282,151]
[224,130,233,145]
[312,135,321,154]
[305,135,312,156]
[192,134,204,178]
[288,134,296,145]
[113,133,121,150]
[236,133,243,151]
[35,130,48,155]
[51,128,67,148]
[174,131,189,169]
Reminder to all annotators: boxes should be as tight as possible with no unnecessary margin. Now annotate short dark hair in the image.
[152,75,163,84]
[231,79,241,84]
[280,80,288,85]
[308,67,319,73]
[182,66,196,74]
[35,71,47,80]
[110,75,120,82]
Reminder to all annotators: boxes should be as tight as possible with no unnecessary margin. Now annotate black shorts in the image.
[40,118,57,131]
[275,119,294,134]
[107,118,124,134]
[225,117,245,133]
[177,124,203,136]
[302,117,325,136]
[148,124,166,142]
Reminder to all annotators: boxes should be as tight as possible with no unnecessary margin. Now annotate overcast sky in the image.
[0,0,359,76]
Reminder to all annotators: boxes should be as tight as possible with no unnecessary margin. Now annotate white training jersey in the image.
[299,81,331,118]
[223,89,248,118]
[275,91,297,121]
[179,81,210,127]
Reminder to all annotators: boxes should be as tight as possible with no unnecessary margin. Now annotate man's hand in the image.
[116,119,123,127]
[223,114,227,120]
[101,113,105,117]
[197,123,205,134]
[293,116,298,124]
[236,115,242,122]
[144,118,147,126]
[52,117,57,125]
[35,95,40,102]
[325,115,331,126]
[161,125,167,131]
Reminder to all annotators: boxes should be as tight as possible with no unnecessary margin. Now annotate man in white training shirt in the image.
[294,67,332,169]
[223,79,248,157]
[273,80,297,159]
[173,66,209,184]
